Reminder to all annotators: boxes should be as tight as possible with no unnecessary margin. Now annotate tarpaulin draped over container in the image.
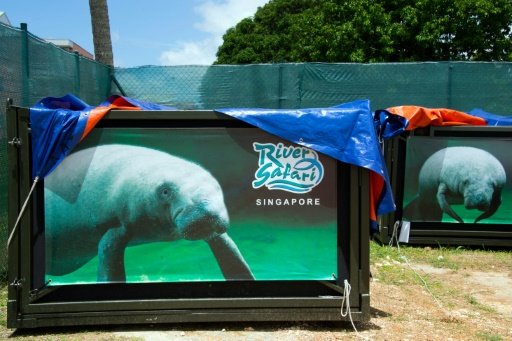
[468,108,512,126]
[30,94,172,179]
[25,95,396,236]
[8,95,173,246]
[216,99,396,232]
[373,105,512,140]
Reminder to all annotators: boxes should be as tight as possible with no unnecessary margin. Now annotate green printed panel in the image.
[403,136,512,225]
[45,128,338,284]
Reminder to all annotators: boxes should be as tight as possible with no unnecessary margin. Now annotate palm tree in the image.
[89,0,114,66]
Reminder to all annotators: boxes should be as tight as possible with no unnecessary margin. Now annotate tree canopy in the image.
[215,0,512,64]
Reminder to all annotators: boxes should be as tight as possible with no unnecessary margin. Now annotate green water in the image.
[47,220,337,285]
[440,187,512,224]
[46,127,338,285]
[403,187,512,225]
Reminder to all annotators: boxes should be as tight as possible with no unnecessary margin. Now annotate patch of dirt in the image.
[362,265,512,340]
[466,271,512,317]
[108,265,512,340]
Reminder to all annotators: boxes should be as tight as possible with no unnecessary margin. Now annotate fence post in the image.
[20,23,29,107]
[278,64,283,109]
[447,63,453,108]
[74,52,81,97]
[297,64,305,108]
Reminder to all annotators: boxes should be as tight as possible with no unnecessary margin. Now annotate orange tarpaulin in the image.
[387,106,487,130]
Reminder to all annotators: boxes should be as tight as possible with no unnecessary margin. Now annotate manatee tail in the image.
[207,233,254,280]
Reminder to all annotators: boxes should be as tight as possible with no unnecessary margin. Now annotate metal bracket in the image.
[5,97,13,109]
[9,278,24,290]
[29,279,52,299]
[8,137,22,147]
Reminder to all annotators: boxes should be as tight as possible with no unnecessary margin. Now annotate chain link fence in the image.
[114,62,512,114]
[2,21,512,281]
[0,23,111,280]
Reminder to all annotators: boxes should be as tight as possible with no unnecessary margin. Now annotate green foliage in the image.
[467,295,497,313]
[215,0,512,64]
[0,285,6,327]
[476,331,504,341]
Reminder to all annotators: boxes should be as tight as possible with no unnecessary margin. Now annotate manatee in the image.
[44,144,254,282]
[403,146,506,223]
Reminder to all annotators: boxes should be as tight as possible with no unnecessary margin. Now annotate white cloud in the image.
[159,0,269,65]
[194,0,268,35]
[159,39,219,66]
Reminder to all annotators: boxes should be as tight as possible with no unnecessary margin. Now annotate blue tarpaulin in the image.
[22,95,396,238]
[469,108,512,126]
[216,100,396,229]
[30,94,173,179]
[8,95,172,246]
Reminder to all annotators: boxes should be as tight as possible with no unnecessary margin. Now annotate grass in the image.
[370,241,451,287]
[370,241,512,273]
[0,283,6,327]
[466,295,497,313]
[476,331,504,341]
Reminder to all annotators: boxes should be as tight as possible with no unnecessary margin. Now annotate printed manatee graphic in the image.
[404,146,506,223]
[44,144,254,283]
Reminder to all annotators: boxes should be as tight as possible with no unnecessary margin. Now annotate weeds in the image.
[0,284,7,327]
[476,331,504,341]
[466,295,497,313]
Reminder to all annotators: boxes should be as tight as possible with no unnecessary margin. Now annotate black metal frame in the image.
[7,105,370,328]
[378,126,512,247]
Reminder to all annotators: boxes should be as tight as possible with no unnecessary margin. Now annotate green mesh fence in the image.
[0,23,111,279]
[114,62,512,114]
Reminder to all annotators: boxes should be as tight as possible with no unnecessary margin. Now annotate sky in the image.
[1,0,269,67]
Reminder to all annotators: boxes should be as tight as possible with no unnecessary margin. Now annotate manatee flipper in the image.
[475,189,502,223]
[97,226,130,282]
[437,183,464,223]
[207,233,254,280]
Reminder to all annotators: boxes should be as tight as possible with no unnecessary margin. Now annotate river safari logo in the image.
[252,142,324,194]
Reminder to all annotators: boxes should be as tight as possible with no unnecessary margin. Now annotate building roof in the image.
[0,12,93,60]
[0,11,12,25]
[46,38,94,60]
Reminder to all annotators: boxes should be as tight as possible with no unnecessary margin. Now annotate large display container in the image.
[7,105,370,328]
[380,126,512,246]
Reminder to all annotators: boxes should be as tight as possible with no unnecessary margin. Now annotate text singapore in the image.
[255,198,321,206]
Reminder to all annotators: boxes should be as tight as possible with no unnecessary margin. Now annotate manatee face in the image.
[149,163,229,241]
[47,145,231,245]
[171,180,229,241]
[462,180,493,211]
